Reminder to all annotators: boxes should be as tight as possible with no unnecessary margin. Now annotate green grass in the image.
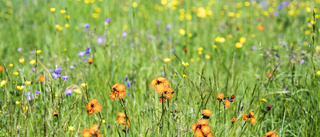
[0,0,319,136]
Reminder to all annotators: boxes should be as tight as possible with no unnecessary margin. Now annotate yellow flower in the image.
[182,74,187,78]
[17,85,24,90]
[23,106,28,111]
[9,64,13,67]
[132,2,138,8]
[63,49,67,53]
[92,13,99,18]
[19,58,25,63]
[123,25,128,30]
[182,61,189,67]
[198,47,203,51]
[60,10,66,14]
[81,83,87,87]
[69,126,75,132]
[25,81,31,86]
[188,33,192,37]
[245,1,250,6]
[30,60,36,65]
[50,8,56,12]
[190,58,195,62]
[197,57,200,61]
[197,7,206,18]
[65,24,69,28]
[239,37,246,43]
[0,80,7,87]
[15,101,20,105]
[212,45,217,48]
[317,71,320,75]
[228,12,235,17]
[74,89,82,94]
[235,42,243,48]
[102,119,106,123]
[35,50,41,54]
[260,98,266,102]
[65,15,70,19]
[164,58,171,63]
[13,72,19,76]
[305,30,310,35]
[205,55,211,59]
[179,29,185,35]
[161,0,167,5]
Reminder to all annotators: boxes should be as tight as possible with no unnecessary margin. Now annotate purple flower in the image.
[31,50,35,54]
[17,48,22,52]
[97,37,105,44]
[83,58,88,62]
[162,72,165,77]
[54,66,62,74]
[273,11,279,16]
[35,91,41,94]
[300,59,305,64]
[84,23,90,29]
[124,76,128,82]
[259,0,268,8]
[65,89,74,96]
[25,92,34,101]
[51,73,61,80]
[70,65,75,69]
[32,68,36,71]
[130,42,135,47]
[170,48,175,52]
[85,46,92,56]
[62,75,70,82]
[74,62,78,65]
[289,55,295,59]
[0,100,2,102]
[165,24,171,31]
[48,69,53,72]
[105,18,111,24]
[156,21,160,25]
[122,32,127,37]
[283,87,288,90]
[251,46,257,50]
[126,81,132,87]
[78,51,86,57]
[217,26,223,31]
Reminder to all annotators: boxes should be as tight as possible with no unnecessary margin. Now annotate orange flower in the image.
[118,112,126,118]
[112,83,126,92]
[198,119,209,126]
[54,111,59,117]
[257,24,264,31]
[250,118,256,125]
[155,85,166,95]
[85,99,102,115]
[151,77,170,88]
[118,91,126,99]
[202,109,213,118]
[88,58,94,64]
[118,117,126,125]
[159,96,166,103]
[194,129,204,137]
[224,100,231,108]
[237,25,241,30]
[201,125,211,135]
[217,93,224,100]
[110,91,118,100]
[263,131,276,137]
[39,75,45,82]
[206,132,214,137]
[242,113,249,122]
[165,92,173,99]
[82,124,102,137]
[231,118,236,123]
[191,123,198,131]
[248,110,255,118]
[267,72,273,78]
[0,65,3,72]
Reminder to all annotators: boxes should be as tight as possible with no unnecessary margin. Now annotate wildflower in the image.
[85,99,102,115]
[19,58,25,63]
[61,75,70,82]
[239,37,246,43]
[235,42,243,48]
[205,55,210,59]
[182,74,187,78]
[182,61,189,67]
[0,80,7,87]
[26,92,34,101]
[224,100,231,108]
[260,98,266,102]
[105,18,111,24]
[82,124,102,137]
[74,89,81,94]
[16,101,20,105]
[81,83,87,87]
[151,77,170,88]
[84,23,90,29]
[69,126,75,132]
[25,81,31,86]
[54,111,59,117]
[217,93,224,100]
[35,50,41,54]
[65,89,74,96]
[202,110,213,119]
[0,65,3,72]
[159,96,166,103]
[201,125,211,135]
[257,24,264,31]
[110,91,118,100]
[266,105,272,111]
[267,72,274,78]
[231,118,236,124]
[263,131,279,137]
[17,85,24,90]
[317,71,320,76]
[248,110,255,118]
[9,64,13,67]
[164,58,171,63]
[39,76,45,82]
[165,92,173,99]
[23,106,28,111]
[206,132,214,137]
[88,58,93,64]
[191,123,198,131]
[35,91,41,94]
[194,129,204,137]
[50,8,56,12]
[198,119,209,126]
[118,91,126,99]
[132,2,138,8]
[13,72,19,76]
[179,29,185,35]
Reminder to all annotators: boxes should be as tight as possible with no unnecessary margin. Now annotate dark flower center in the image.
[91,104,94,107]
[91,133,97,137]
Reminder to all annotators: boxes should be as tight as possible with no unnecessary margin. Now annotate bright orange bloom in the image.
[201,125,211,135]
[165,92,173,99]
[155,85,166,95]
[118,112,126,118]
[202,110,213,118]
[118,91,126,99]
[39,75,45,82]
[85,99,102,115]
[217,93,224,100]
[263,131,276,137]
[250,118,256,125]
[224,100,231,108]
[267,72,273,78]
[151,77,170,88]
[117,117,126,125]
[82,124,102,137]
[257,24,264,31]
[0,65,3,72]
[191,123,198,131]
[249,110,255,118]
[88,58,93,64]
[110,91,118,100]
[112,83,126,92]
[206,132,214,137]
[159,96,166,103]
[198,119,209,126]
[194,129,204,137]
[231,118,236,123]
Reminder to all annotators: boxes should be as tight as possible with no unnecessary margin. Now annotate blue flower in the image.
[65,89,74,96]
[165,24,171,31]
[51,73,61,80]
[124,76,128,82]
[54,66,62,74]
[17,48,22,52]
[126,81,132,87]
[85,46,92,56]
[97,37,104,44]
[35,91,41,94]
[122,32,127,37]
[105,18,111,24]
[77,51,86,57]
[62,75,70,82]
[156,21,160,25]
[25,92,34,101]
[70,65,75,69]
[84,23,90,29]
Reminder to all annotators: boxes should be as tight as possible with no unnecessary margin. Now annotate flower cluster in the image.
[242,110,256,125]
[78,46,92,63]
[263,131,280,137]
[117,112,130,132]
[51,66,69,81]
[151,77,174,103]
[217,93,235,108]
[85,99,102,115]
[191,110,214,137]
[82,124,102,137]
[110,83,126,100]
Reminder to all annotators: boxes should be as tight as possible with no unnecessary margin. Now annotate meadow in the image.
[0,0,319,136]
